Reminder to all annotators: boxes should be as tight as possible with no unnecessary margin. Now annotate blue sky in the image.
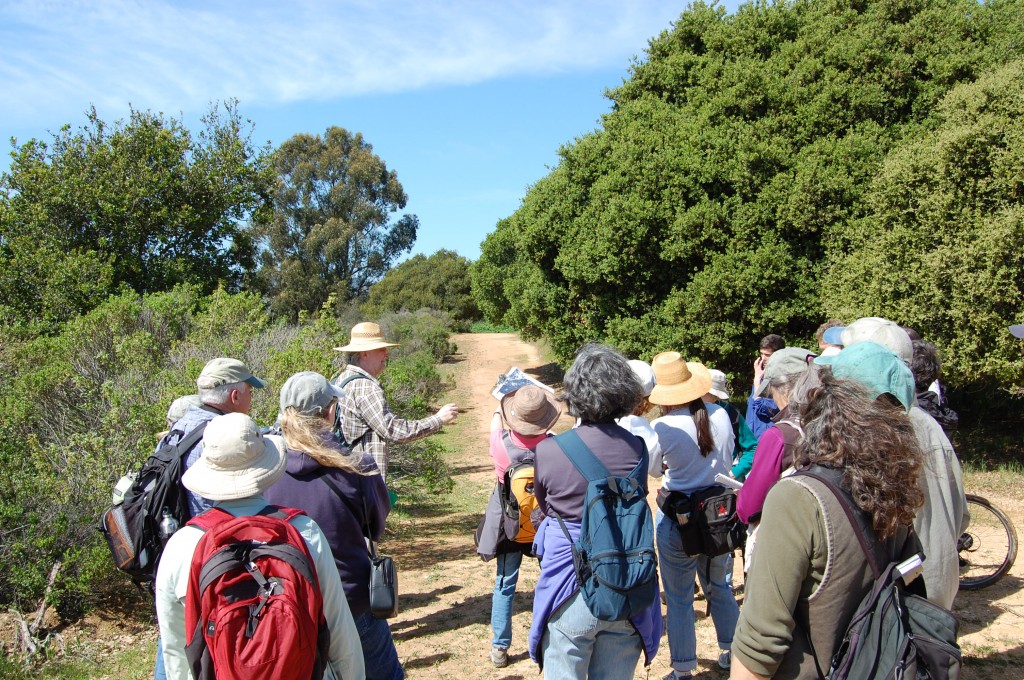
[1,0,740,262]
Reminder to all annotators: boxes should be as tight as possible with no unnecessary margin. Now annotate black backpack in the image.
[99,421,208,588]
[331,373,370,447]
[795,468,962,679]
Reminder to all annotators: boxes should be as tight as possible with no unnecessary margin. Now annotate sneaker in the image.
[490,646,509,668]
[662,671,692,680]
[718,650,732,670]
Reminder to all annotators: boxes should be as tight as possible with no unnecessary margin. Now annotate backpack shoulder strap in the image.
[174,420,209,459]
[553,429,609,481]
[257,504,306,523]
[792,468,882,579]
[186,506,234,532]
[335,373,371,389]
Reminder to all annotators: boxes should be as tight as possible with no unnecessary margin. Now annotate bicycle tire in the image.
[958,494,1018,590]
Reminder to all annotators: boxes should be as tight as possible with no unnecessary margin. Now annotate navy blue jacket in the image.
[264,441,390,617]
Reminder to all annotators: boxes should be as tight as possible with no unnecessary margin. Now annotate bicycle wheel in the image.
[958,494,1018,590]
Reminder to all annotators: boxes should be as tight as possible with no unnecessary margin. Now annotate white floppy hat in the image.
[334,322,400,353]
[839,317,913,365]
[181,413,286,501]
[707,369,730,400]
[627,360,657,397]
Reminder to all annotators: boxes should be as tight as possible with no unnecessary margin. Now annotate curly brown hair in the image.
[796,373,924,540]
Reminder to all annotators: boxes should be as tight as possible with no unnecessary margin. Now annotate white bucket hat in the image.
[707,369,731,400]
[627,360,656,397]
[334,322,400,353]
[181,413,286,501]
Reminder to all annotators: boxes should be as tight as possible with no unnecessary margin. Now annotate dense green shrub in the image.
[0,291,455,614]
[473,0,1024,388]
[823,60,1024,391]
[364,249,479,326]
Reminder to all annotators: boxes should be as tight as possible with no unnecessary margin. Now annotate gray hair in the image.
[199,380,246,407]
[560,343,643,424]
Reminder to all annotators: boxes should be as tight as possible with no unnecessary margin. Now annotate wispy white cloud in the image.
[0,0,682,127]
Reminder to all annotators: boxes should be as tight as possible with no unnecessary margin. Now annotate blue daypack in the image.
[554,429,658,621]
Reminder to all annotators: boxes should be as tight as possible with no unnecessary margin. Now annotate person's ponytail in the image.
[689,398,714,457]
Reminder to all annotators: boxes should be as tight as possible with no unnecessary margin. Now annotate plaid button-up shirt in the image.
[333,365,443,482]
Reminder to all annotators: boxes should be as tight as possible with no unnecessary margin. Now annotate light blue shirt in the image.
[650,403,734,494]
[155,495,365,680]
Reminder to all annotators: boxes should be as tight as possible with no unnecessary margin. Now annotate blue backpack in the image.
[553,429,658,621]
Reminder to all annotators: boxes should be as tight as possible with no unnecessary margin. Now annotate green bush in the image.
[473,0,1024,386]
[0,288,456,617]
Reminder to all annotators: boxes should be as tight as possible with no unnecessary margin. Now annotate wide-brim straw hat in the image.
[334,322,400,353]
[181,413,286,501]
[648,352,712,406]
[500,386,561,436]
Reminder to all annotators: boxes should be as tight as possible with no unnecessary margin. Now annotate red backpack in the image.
[184,506,330,680]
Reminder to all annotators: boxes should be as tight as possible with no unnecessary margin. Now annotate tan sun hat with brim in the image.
[500,386,561,436]
[334,322,400,353]
[181,412,286,502]
[648,352,713,406]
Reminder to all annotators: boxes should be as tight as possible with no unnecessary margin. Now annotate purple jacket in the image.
[264,443,390,617]
[528,517,662,667]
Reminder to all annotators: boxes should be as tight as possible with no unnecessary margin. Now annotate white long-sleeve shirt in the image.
[155,495,365,680]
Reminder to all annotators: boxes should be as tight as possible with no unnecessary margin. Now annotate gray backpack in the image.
[796,469,962,680]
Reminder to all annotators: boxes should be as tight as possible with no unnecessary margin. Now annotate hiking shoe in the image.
[718,650,732,670]
[662,671,692,680]
[490,646,509,668]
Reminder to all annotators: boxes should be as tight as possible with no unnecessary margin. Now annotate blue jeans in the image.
[354,610,404,680]
[656,510,739,673]
[154,636,166,680]
[491,550,523,648]
[541,591,642,680]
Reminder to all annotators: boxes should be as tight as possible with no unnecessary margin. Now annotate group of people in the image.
[478,316,970,680]
[149,314,973,680]
[153,322,457,680]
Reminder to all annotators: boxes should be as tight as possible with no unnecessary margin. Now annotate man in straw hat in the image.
[155,412,365,680]
[333,322,457,481]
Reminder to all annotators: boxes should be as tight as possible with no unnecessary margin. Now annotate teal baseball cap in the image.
[828,341,914,412]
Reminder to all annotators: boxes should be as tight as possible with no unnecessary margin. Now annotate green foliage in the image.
[823,60,1024,389]
[473,0,1023,382]
[469,320,517,333]
[0,102,273,329]
[254,127,418,320]
[365,249,479,325]
[0,290,455,615]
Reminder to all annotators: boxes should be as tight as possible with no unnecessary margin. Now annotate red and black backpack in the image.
[184,506,330,680]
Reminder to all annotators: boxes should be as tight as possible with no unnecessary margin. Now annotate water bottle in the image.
[159,509,179,539]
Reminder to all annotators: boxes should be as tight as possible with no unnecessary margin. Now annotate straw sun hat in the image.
[334,322,400,353]
[648,352,712,406]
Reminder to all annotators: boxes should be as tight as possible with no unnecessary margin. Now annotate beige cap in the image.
[181,413,285,501]
[196,358,266,390]
[334,322,400,353]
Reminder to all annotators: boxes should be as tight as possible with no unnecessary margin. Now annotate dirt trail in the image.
[388,333,1024,679]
